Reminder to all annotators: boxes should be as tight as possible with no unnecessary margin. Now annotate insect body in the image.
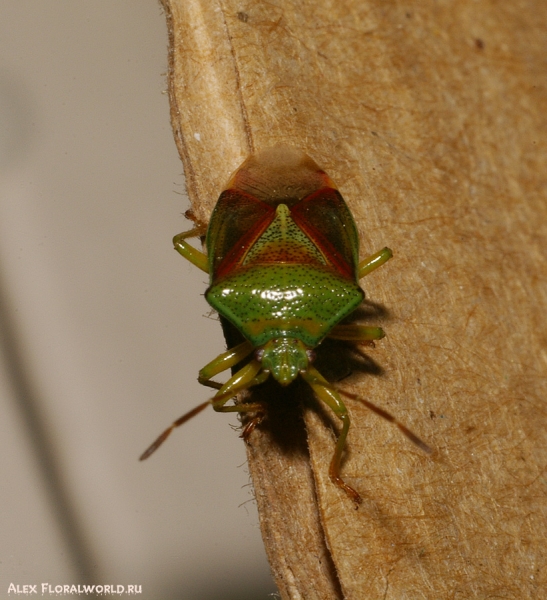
[141,146,428,504]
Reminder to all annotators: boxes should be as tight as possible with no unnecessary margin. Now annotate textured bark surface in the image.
[160,0,547,597]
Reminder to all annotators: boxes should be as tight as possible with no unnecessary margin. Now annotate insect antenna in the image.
[139,400,210,461]
[339,390,432,454]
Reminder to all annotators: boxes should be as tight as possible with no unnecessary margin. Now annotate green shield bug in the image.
[141,146,430,505]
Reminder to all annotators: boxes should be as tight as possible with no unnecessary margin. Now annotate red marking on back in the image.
[213,193,276,280]
[291,188,355,279]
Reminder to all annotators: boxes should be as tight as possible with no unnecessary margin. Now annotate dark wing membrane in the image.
[206,188,276,280]
[290,187,360,280]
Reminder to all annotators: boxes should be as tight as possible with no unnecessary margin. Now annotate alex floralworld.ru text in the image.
[8,583,142,595]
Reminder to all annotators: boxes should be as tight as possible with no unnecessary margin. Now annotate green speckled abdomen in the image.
[207,261,364,347]
[205,152,365,351]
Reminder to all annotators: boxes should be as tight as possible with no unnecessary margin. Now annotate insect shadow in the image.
[220,317,309,459]
[315,301,389,383]
[222,298,391,462]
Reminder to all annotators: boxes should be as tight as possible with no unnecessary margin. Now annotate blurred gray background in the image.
[0,2,276,598]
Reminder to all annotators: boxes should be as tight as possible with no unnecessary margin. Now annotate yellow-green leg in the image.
[301,366,362,505]
[173,227,209,273]
[209,359,266,412]
[207,358,270,441]
[328,324,385,342]
[198,340,254,390]
[140,352,268,461]
[358,247,392,279]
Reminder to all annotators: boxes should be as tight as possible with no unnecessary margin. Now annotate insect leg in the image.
[210,359,264,408]
[198,340,254,390]
[328,324,385,342]
[301,366,362,505]
[139,358,267,461]
[173,227,209,273]
[210,360,270,440]
[358,247,393,279]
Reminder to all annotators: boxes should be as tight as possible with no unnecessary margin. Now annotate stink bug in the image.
[141,146,429,504]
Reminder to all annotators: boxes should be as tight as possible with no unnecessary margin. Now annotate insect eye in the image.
[306,349,316,363]
[255,348,265,361]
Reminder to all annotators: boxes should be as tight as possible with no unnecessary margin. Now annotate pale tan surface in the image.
[162,0,547,598]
